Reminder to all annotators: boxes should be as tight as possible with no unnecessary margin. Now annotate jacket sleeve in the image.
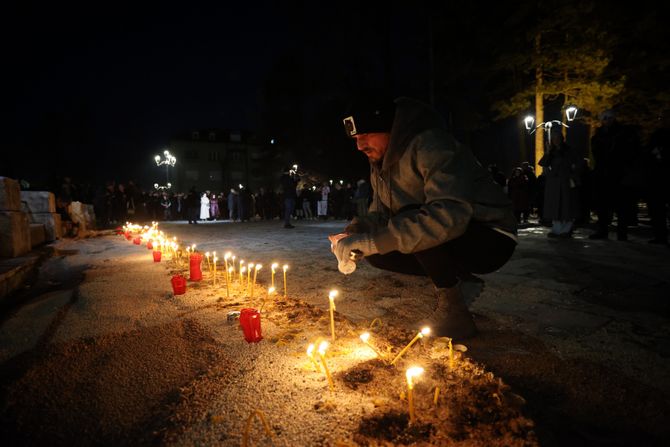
[373,133,475,254]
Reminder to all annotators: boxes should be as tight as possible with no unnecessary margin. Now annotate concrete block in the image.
[29,223,46,248]
[30,212,62,241]
[21,191,56,213]
[0,177,21,211]
[0,211,31,257]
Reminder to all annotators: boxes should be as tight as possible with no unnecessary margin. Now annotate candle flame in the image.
[283,265,289,271]
[318,341,329,356]
[307,344,315,356]
[271,263,278,271]
[205,252,210,257]
[268,286,275,294]
[406,366,424,386]
[328,290,338,300]
[249,263,254,269]
[241,267,247,274]
[228,266,234,272]
[420,327,431,337]
[255,264,262,270]
[360,332,370,343]
[224,252,231,260]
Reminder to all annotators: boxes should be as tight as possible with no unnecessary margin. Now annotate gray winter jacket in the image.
[362,97,517,254]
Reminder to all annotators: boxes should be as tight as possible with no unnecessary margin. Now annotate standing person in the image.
[200,192,210,220]
[318,182,330,219]
[330,94,516,340]
[280,167,298,228]
[210,193,220,220]
[227,188,238,221]
[301,185,314,219]
[589,110,640,240]
[186,187,200,224]
[160,193,172,221]
[646,127,670,245]
[539,130,580,237]
[507,167,530,224]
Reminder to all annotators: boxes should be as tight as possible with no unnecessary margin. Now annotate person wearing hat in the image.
[329,95,517,339]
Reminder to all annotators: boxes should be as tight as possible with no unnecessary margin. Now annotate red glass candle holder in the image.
[125,232,132,240]
[171,275,187,295]
[153,250,162,262]
[133,236,141,245]
[147,240,153,250]
[239,308,263,343]
[189,253,203,281]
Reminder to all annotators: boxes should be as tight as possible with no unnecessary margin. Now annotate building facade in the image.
[169,129,264,194]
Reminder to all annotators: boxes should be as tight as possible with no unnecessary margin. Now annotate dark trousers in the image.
[366,222,516,288]
[284,197,295,225]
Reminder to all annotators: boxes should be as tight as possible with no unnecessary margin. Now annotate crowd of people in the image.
[78,176,372,229]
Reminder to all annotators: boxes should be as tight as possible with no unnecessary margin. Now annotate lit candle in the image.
[231,255,236,276]
[213,256,218,286]
[390,327,431,366]
[306,343,321,372]
[191,244,196,253]
[282,265,289,298]
[205,252,211,273]
[406,366,424,424]
[271,263,278,289]
[260,286,275,313]
[328,290,338,341]
[224,252,231,281]
[226,266,233,298]
[240,266,247,287]
[247,263,254,294]
[433,386,440,406]
[239,260,245,284]
[252,264,262,300]
[448,338,454,370]
[360,332,385,360]
[318,341,334,391]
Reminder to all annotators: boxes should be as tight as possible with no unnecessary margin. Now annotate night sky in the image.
[3,1,667,191]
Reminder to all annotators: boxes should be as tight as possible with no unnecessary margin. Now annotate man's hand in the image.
[331,233,379,264]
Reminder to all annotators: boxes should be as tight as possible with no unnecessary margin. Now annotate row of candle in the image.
[122,222,291,300]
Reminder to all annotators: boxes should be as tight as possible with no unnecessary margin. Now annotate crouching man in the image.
[329,94,517,340]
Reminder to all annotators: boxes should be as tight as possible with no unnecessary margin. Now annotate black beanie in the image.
[343,91,395,137]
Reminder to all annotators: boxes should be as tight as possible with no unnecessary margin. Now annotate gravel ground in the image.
[0,218,668,446]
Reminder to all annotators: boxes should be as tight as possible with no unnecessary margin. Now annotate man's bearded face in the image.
[354,133,390,163]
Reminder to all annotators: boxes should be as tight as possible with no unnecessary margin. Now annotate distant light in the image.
[339,180,343,185]
[524,115,535,130]
[565,106,578,122]
[239,184,244,190]
[270,139,276,144]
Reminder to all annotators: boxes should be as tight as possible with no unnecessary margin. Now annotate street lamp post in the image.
[154,149,176,190]
[523,106,578,174]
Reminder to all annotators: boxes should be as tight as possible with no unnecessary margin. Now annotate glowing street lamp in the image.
[154,149,177,187]
[524,115,535,130]
[154,182,172,191]
[565,106,578,122]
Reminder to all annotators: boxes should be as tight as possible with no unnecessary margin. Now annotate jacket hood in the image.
[382,97,448,170]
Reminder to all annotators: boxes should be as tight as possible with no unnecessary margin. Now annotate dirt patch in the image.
[467,317,670,446]
[0,318,230,446]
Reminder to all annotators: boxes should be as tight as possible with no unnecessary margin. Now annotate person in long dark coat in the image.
[538,130,581,237]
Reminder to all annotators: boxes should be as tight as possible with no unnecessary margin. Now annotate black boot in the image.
[430,284,478,340]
